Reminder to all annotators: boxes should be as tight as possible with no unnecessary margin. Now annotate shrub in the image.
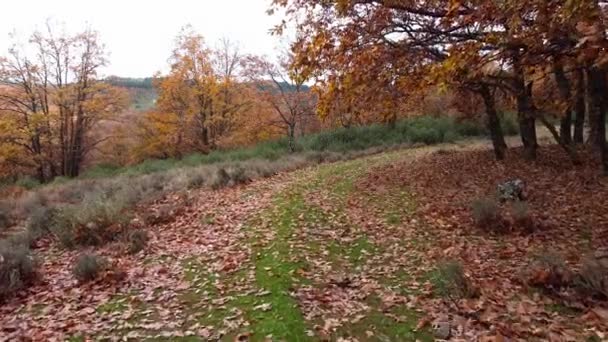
[408,126,443,145]
[187,172,207,189]
[575,253,608,299]
[73,253,106,282]
[4,231,36,248]
[471,197,504,231]
[26,206,56,239]
[14,192,46,218]
[525,251,571,290]
[430,260,478,303]
[52,193,130,248]
[227,165,249,186]
[500,112,520,136]
[455,119,487,137]
[211,168,231,190]
[442,130,461,143]
[0,241,37,300]
[143,204,181,226]
[0,201,11,231]
[15,176,40,190]
[126,229,149,254]
[511,201,535,232]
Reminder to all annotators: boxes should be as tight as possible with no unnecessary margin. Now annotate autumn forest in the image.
[0,1,608,341]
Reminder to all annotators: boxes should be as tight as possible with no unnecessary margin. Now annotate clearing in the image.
[1,140,607,341]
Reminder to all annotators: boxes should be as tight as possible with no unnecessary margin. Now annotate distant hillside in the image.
[105,76,154,89]
[103,77,310,112]
[105,76,157,111]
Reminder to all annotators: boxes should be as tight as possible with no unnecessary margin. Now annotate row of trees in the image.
[0,25,128,181]
[133,28,317,160]
[0,26,318,181]
[271,0,608,173]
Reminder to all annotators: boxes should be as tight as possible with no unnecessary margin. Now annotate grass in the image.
[0,240,37,299]
[334,295,433,341]
[1,115,513,253]
[246,193,311,341]
[80,115,511,180]
[233,157,429,340]
[21,144,434,340]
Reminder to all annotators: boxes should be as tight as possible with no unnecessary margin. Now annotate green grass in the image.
[57,148,434,340]
[333,295,433,341]
[245,193,311,341]
[79,115,505,180]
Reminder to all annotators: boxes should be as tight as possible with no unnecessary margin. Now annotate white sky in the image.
[0,0,287,78]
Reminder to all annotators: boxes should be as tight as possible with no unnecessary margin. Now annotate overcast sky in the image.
[0,0,286,78]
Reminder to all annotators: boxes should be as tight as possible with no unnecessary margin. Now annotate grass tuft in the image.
[73,253,106,283]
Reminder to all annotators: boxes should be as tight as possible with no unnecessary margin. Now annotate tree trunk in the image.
[516,90,538,160]
[602,105,608,176]
[512,56,538,160]
[287,124,296,153]
[587,68,604,149]
[587,67,608,174]
[574,68,586,144]
[479,85,507,160]
[538,115,580,164]
[553,60,573,145]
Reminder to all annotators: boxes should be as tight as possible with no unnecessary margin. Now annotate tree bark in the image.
[512,56,538,160]
[587,68,604,149]
[287,123,296,153]
[587,67,608,174]
[573,68,586,144]
[515,89,538,160]
[479,84,507,160]
[553,60,572,145]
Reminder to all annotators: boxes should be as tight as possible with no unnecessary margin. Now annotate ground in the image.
[1,141,607,341]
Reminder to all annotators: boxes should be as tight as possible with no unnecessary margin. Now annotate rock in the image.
[433,321,451,340]
[497,179,525,202]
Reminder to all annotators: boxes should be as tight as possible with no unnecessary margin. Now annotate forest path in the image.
[2,139,515,341]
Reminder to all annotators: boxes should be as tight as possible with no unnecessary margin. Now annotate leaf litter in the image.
[1,143,606,341]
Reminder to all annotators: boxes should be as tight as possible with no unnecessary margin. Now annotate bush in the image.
[455,119,487,137]
[471,197,504,231]
[211,168,231,190]
[511,201,535,232]
[0,201,11,231]
[575,253,608,299]
[500,112,520,136]
[126,229,149,254]
[408,126,443,145]
[15,176,40,190]
[14,192,46,219]
[525,251,571,290]
[227,165,249,186]
[26,206,56,239]
[430,260,478,303]
[0,241,37,300]
[73,253,106,282]
[52,192,130,248]
[4,231,36,248]
[143,203,183,226]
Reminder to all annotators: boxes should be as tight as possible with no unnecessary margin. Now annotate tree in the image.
[0,23,127,180]
[272,0,608,172]
[140,28,251,159]
[242,53,316,152]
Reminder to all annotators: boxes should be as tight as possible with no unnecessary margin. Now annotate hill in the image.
[105,76,157,111]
